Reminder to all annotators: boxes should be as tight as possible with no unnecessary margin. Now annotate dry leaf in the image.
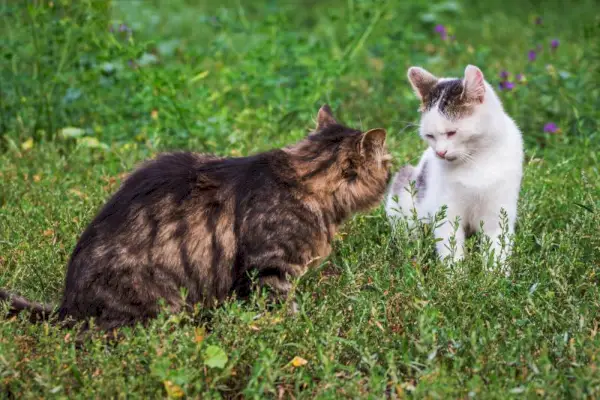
[194,327,206,343]
[33,174,41,182]
[69,188,87,199]
[151,109,159,120]
[395,384,405,399]
[42,229,54,237]
[291,356,308,367]
[164,380,184,399]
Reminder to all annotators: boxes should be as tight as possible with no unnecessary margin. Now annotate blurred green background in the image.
[0,0,599,398]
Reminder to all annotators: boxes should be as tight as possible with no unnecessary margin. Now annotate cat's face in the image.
[408,65,488,164]
[290,105,392,213]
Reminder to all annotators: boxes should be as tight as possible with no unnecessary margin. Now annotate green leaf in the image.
[190,70,210,83]
[420,13,437,23]
[77,137,109,150]
[60,127,85,139]
[203,345,228,369]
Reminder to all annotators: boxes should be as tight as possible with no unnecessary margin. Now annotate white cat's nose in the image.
[436,150,447,159]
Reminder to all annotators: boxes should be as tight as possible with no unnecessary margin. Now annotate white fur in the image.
[386,65,523,271]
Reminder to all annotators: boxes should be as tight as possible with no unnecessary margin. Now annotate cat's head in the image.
[407,64,498,164]
[288,105,392,216]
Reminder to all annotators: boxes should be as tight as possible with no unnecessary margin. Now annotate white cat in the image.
[386,65,523,269]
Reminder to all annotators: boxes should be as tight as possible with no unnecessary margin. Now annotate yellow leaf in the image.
[21,138,34,151]
[368,57,384,72]
[395,384,405,399]
[69,188,87,199]
[190,70,210,83]
[33,174,41,182]
[291,356,308,367]
[164,380,184,399]
[151,109,159,120]
[194,326,206,343]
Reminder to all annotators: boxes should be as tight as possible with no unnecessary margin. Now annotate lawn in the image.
[1,0,599,398]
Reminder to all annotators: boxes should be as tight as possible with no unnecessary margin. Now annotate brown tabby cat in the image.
[0,105,391,330]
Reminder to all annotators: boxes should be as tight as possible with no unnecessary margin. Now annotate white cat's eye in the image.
[446,131,457,137]
[425,134,435,139]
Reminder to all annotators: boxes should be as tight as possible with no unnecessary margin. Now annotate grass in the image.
[0,0,599,398]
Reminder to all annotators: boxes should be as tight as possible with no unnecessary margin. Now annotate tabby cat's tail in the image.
[0,288,56,322]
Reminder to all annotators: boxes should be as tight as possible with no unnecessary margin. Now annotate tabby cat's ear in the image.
[407,67,438,100]
[462,65,486,103]
[316,104,338,131]
[359,128,387,156]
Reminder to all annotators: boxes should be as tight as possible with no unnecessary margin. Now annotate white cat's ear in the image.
[462,65,486,103]
[407,67,438,100]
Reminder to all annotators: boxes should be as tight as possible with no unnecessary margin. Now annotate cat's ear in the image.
[359,128,387,157]
[316,104,338,131]
[407,67,438,100]
[462,65,486,103]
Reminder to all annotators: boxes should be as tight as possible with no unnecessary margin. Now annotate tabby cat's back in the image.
[3,105,392,330]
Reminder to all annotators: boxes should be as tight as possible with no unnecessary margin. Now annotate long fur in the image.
[1,105,392,330]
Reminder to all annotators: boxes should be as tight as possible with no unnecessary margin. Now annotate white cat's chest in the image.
[439,158,506,192]
[435,157,520,217]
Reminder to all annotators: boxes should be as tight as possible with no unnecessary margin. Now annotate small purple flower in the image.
[551,39,560,49]
[515,73,524,82]
[544,122,558,133]
[434,24,447,40]
[499,70,509,79]
[498,81,515,91]
[119,23,129,32]
[535,16,543,25]
[528,50,537,62]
